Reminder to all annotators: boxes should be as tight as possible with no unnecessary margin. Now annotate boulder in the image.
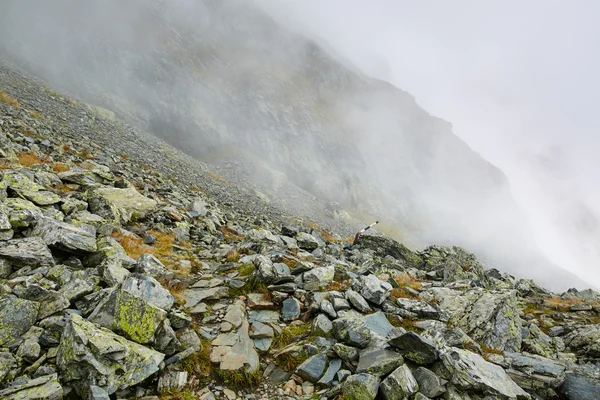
[333,317,372,348]
[0,237,54,267]
[121,274,176,311]
[342,373,380,400]
[303,266,334,290]
[412,367,446,398]
[90,187,157,222]
[345,289,372,313]
[295,353,328,383]
[29,216,97,254]
[442,347,530,399]
[389,331,439,365]
[282,298,301,321]
[0,295,39,346]
[503,351,566,391]
[356,347,404,376]
[559,373,600,400]
[296,232,320,251]
[379,364,419,400]
[355,235,423,268]
[563,324,600,357]
[359,274,392,305]
[0,373,62,400]
[57,314,164,396]
[420,245,487,283]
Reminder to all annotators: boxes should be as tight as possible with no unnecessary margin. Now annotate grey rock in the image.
[0,237,55,267]
[303,266,335,290]
[29,216,97,254]
[169,310,192,329]
[559,373,600,400]
[395,297,441,319]
[379,364,419,400]
[389,331,439,365]
[296,232,320,251]
[248,310,280,324]
[332,297,351,311]
[360,274,392,305]
[89,385,110,400]
[295,353,328,383]
[0,351,17,381]
[333,317,372,348]
[180,286,229,308]
[317,357,342,387]
[0,373,63,400]
[442,347,530,399]
[342,373,380,400]
[356,347,404,376]
[134,254,170,278]
[346,289,372,313]
[121,274,176,311]
[413,367,446,398]
[363,311,396,338]
[320,299,337,319]
[250,321,274,339]
[337,369,351,383]
[57,314,164,396]
[17,338,41,363]
[563,324,600,357]
[282,297,301,321]
[157,370,188,392]
[355,235,423,269]
[267,282,297,292]
[0,295,39,346]
[313,314,333,337]
[503,351,566,391]
[332,343,360,363]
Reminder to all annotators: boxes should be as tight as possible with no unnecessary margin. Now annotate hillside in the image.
[1,63,600,400]
[0,0,588,291]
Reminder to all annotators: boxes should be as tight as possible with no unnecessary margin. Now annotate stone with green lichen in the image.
[356,347,404,376]
[21,190,61,206]
[0,373,63,400]
[2,198,42,228]
[0,237,55,267]
[60,197,87,215]
[84,237,135,269]
[57,314,164,397]
[58,169,103,186]
[87,288,167,344]
[342,373,380,400]
[0,351,17,383]
[91,186,157,222]
[29,216,97,254]
[66,210,105,227]
[1,170,44,192]
[0,295,40,347]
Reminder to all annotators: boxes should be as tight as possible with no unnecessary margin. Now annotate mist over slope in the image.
[0,0,589,291]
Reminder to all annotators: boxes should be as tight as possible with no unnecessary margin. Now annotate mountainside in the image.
[0,0,586,290]
[1,70,600,399]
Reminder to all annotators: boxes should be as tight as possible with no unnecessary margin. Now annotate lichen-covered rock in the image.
[87,288,167,344]
[559,373,600,400]
[389,331,439,365]
[563,324,600,358]
[421,287,521,352]
[2,198,42,228]
[0,295,39,346]
[296,232,320,251]
[0,237,55,267]
[121,274,175,311]
[342,373,380,400]
[442,347,530,399]
[420,245,487,284]
[303,266,335,290]
[356,347,404,376]
[332,317,372,348]
[358,274,392,305]
[2,170,44,192]
[295,353,328,383]
[0,373,63,400]
[379,364,419,400]
[57,314,164,396]
[134,253,170,278]
[21,190,61,206]
[413,367,446,398]
[90,186,157,222]
[503,351,566,391]
[29,216,97,254]
[355,235,423,268]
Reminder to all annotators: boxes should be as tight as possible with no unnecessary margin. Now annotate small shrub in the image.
[327,280,350,291]
[79,149,94,160]
[52,162,70,173]
[229,276,271,299]
[0,161,13,170]
[272,324,311,350]
[0,91,20,109]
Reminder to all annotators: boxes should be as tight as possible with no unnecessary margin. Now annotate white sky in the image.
[258,0,600,288]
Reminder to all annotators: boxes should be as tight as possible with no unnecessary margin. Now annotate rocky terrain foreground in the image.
[1,72,600,400]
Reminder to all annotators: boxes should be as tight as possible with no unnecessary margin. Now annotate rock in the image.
[522,322,556,357]
[157,370,188,392]
[342,373,380,400]
[282,298,301,321]
[57,314,164,396]
[91,186,157,222]
[570,303,593,311]
[17,338,41,363]
[395,298,441,319]
[0,237,54,267]
[303,266,334,290]
[253,255,279,284]
[379,364,419,400]
[246,229,281,245]
[317,357,342,387]
[503,351,566,391]
[421,287,522,352]
[180,287,229,308]
[88,288,167,344]
[563,324,600,357]
[2,198,42,228]
[0,351,17,381]
[121,274,176,311]
[420,245,486,283]
[355,235,423,268]
[356,347,404,376]
[363,311,397,339]
[295,353,328,383]
[333,317,372,348]
[22,190,61,206]
[346,289,372,313]
[250,321,274,339]
[332,297,351,311]
[313,314,333,337]
[0,295,39,346]
[296,232,320,251]
[0,373,62,400]
[212,320,259,373]
[442,347,530,399]
[389,331,439,365]
[413,367,446,398]
[359,274,392,305]
[88,385,110,400]
[320,299,337,318]
[134,254,170,278]
[332,343,360,363]
[559,373,600,400]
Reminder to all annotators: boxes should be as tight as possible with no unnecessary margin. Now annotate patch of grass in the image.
[119,152,130,160]
[216,369,262,389]
[111,229,175,264]
[207,170,229,184]
[389,273,422,300]
[0,161,13,169]
[28,110,42,119]
[0,91,20,109]
[481,344,503,361]
[54,183,76,193]
[220,225,244,242]
[229,276,271,300]
[275,351,309,372]
[272,324,312,350]
[79,149,94,160]
[158,390,196,400]
[237,263,255,277]
[394,318,423,333]
[62,144,72,152]
[225,248,240,262]
[52,162,70,173]
[158,275,186,305]
[181,338,212,383]
[327,280,350,291]
[18,151,51,167]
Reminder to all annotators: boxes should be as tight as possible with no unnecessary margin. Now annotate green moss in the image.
[229,276,270,298]
[216,368,262,389]
[237,263,255,277]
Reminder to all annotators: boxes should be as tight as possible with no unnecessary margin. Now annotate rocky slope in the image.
[0,0,587,291]
[1,65,600,400]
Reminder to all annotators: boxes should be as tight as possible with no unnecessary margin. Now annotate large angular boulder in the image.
[562,324,600,357]
[421,287,522,352]
[87,288,167,344]
[356,347,404,376]
[295,353,328,383]
[57,314,164,396]
[389,331,439,365]
[420,245,487,284]
[296,232,320,251]
[379,364,419,400]
[333,317,372,348]
[342,373,380,400]
[0,373,62,400]
[0,237,54,267]
[0,295,39,346]
[358,274,392,305]
[2,198,42,228]
[503,352,566,391]
[29,216,97,254]
[90,186,157,222]
[442,348,530,399]
[559,373,600,400]
[354,235,423,268]
[121,274,176,311]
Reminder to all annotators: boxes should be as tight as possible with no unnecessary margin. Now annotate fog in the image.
[257,0,600,290]
[0,1,597,291]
